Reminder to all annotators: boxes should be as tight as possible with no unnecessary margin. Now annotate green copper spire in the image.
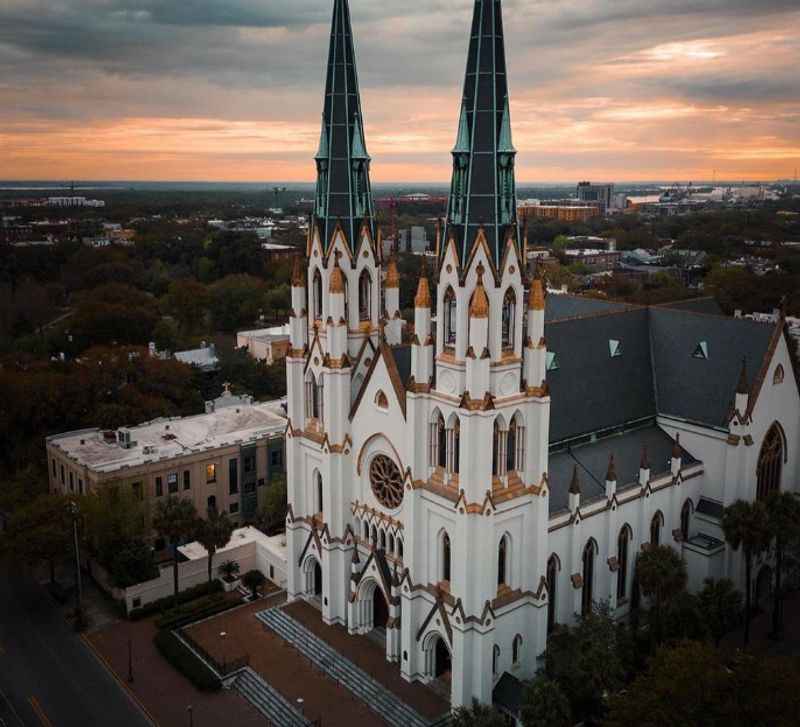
[443,0,519,267]
[313,0,375,252]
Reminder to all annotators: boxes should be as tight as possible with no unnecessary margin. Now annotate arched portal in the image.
[313,562,323,597]
[422,632,452,681]
[372,586,389,630]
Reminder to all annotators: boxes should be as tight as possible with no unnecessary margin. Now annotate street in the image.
[0,558,152,727]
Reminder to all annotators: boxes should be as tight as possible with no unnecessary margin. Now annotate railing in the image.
[179,628,249,676]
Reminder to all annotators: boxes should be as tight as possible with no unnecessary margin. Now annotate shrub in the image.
[153,630,221,692]
[155,593,240,630]
[128,579,222,620]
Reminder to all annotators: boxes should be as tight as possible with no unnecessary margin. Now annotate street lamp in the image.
[128,638,134,683]
[67,499,84,630]
[187,705,193,727]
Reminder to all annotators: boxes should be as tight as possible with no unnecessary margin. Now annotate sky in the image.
[1,0,799,184]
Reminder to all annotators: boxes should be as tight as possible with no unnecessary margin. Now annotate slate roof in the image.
[443,0,518,268]
[548,425,694,515]
[544,301,778,443]
[545,294,634,323]
[492,672,523,716]
[313,0,375,251]
[658,297,724,316]
[390,344,412,386]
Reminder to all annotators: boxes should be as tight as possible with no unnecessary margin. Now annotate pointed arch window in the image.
[306,373,322,422]
[397,538,404,560]
[312,269,323,320]
[498,536,509,588]
[442,532,452,583]
[547,555,558,633]
[429,412,446,469]
[582,540,596,617]
[512,635,523,665]
[650,511,664,546]
[492,645,500,675]
[492,418,507,477]
[617,526,631,601]
[757,424,784,501]
[502,288,516,350]
[363,521,369,541]
[680,499,693,541]
[316,472,323,515]
[379,529,387,551]
[443,287,457,348]
[447,417,461,475]
[359,269,372,321]
[507,415,524,473]
[389,534,395,554]
[773,365,785,386]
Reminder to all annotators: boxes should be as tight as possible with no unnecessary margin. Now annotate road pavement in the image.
[0,559,152,727]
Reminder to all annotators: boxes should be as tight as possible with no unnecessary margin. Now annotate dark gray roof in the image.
[545,306,777,443]
[548,425,696,515]
[390,345,412,385]
[696,497,724,520]
[546,308,656,443]
[492,672,523,716]
[313,0,375,251]
[649,308,774,427]
[545,294,635,323]
[443,0,517,268]
[658,297,725,316]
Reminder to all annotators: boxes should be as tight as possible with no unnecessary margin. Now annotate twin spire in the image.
[313,1,518,267]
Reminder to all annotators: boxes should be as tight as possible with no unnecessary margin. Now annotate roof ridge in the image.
[546,307,648,325]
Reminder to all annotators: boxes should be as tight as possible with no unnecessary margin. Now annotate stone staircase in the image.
[256,606,431,727]
[232,667,310,727]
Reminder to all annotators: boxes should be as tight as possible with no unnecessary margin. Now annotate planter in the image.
[222,577,241,593]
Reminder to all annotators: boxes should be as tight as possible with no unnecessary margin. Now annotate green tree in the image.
[163,279,210,333]
[208,274,265,331]
[259,476,288,535]
[152,318,180,353]
[451,700,508,727]
[698,578,742,646]
[242,569,267,601]
[196,510,235,585]
[544,604,631,723]
[765,491,800,638]
[606,640,800,727]
[81,483,147,566]
[109,538,158,589]
[521,676,571,727]
[722,499,770,646]
[636,545,687,646]
[153,497,199,605]
[1,494,74,583]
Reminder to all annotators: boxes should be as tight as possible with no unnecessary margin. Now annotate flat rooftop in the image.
[49,399,286,474]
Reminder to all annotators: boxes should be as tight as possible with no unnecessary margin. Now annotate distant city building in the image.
[47,196,105,208]
[171,341,220,372]
[262,242,295,260]
[47,389,287,525]
[564,248,621,272]
[519,202,600,223]
[237,324,291,365]
[577,182,614,213]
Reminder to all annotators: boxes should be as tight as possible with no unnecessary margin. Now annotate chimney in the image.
[671,433,683,477]
[735,357,749,415]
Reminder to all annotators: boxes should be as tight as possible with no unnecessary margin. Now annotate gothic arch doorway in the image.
[314,562,323,597]
[422,631,452,684]
[434,637,452,679]
[373,586,389,630]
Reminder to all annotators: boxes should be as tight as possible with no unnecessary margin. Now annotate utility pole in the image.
[68,500,84,630]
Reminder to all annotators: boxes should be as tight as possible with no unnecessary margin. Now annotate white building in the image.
[283,0,800,713]
[237,324,291,365]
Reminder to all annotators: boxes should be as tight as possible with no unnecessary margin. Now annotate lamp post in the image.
[187,705,193,727]
[128,638,134,683]
[67,500,84,630]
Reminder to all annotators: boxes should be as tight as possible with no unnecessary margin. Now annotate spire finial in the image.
[529,277,545,311]
[415,272,431,309]
[569,465,582,495]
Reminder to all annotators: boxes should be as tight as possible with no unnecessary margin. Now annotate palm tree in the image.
[722,499,770,647]
[698,578,742,646]
[765,491,800,638]
[196,510,235,586]
[153,497,199,606]
[636,545,687,646]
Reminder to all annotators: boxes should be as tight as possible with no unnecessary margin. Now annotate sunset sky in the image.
[1,0,799,183]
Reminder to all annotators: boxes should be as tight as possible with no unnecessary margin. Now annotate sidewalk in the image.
[88,615,264,727]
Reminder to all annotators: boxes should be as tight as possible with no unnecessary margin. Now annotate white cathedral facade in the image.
[284,0,800,709]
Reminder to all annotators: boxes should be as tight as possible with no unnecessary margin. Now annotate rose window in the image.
[369,455,404,509]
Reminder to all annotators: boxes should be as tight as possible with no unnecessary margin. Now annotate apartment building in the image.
[46,390,287,524]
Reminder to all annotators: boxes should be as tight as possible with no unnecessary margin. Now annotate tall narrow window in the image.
[498,537,508,587]
[650,512,663,546]
[442,533,452,583]
[617,526,630,601]
[547,555,558,633]
[582,540,596,617]
[502,288,516,350]
[493,645,500,675]
[680,500,692,541]
[316,472,323,514]
[437,414,446,468]
[512,635,522,665]
[450,419,461,474]
[443,287,457,347]
[507,418,518,473]
[313,269,323,320]
[492,419,506,477]
[757,424,784,501]
[359,269,372,321]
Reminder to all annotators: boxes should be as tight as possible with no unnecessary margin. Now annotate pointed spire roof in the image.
[470,264,490,319]
[529,277,545,311]
[569,465,582,495]
[385,257,400,289]
[443,0,518,268]
[291,255,305,287]
[672,433,682,459]
[313,0,375,253]
[415,274,431,308]
[606,455,617,483]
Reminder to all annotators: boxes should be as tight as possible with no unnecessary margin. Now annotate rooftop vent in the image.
[546,352,559,371]
[609,339,623,358]
[692,341,709,360]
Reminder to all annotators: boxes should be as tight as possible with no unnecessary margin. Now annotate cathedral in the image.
[285,0,800,709]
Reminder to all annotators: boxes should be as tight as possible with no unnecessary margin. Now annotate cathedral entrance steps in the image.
[232,667,311,727]
[256,606,431,727]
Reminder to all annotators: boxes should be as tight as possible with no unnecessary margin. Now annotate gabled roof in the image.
[349,341,408,420]
[545,294,635,323]
[544,297,779,443]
